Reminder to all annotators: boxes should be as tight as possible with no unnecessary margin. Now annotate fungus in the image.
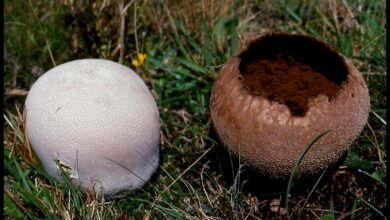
[25,59,160,199]
[210,33,370,178]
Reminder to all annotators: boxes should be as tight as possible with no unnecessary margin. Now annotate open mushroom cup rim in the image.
[210,32,370,178]
[237,32,352,116]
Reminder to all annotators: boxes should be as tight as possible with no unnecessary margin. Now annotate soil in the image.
[241,54,341,116]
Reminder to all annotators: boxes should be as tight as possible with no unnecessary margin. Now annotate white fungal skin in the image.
[25,59,160,199]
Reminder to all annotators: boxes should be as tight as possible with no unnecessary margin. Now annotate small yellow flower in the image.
[132,59,140,67]
[138,53,147,63]
[132,53,147,67]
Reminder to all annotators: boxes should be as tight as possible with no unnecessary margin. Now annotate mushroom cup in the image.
[210,33,370,178]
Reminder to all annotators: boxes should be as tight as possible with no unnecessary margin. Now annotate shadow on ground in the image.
[207,127,347,198]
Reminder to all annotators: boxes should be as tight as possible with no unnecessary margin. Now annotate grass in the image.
[285,129,332,218]
[4,0,386,219]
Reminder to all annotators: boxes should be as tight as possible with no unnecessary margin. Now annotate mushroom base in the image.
[209,136,348,190]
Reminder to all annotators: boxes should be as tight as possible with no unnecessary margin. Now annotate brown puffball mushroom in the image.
[210,33,370,178]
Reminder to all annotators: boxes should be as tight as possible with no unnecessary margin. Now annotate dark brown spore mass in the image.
[239,34,348,117]
[242,54,341,116]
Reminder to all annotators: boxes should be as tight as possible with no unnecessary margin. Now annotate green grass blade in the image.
[4,157,17,177]
[280,0,302,23]
[14,160,32,193]
[203,22,212,67]
[175,57,208,75]
[57,163,83,211]
[351,198,358,220]
[173,67,197,80]
[38,188,57,213]
[227,18,238,55]
[351,4,385,32]
[135,198,187,219]
[343,151,373,169]
[285,129,331,218]
[305,24,321,39]
[26,160,54,181]
[4,113,25,144]
[213,17,227,52]
[17,186,54,219]
[358,169,386,189]
[4,192,25,218]
[298,168,328,219]
[172,29,191,60]
[357,196,385,217]
[321,214,332,220]
[331,199,335,219]
[279,1,321,38]
[314,5,336,32]
[147,57,203,81]
[176,19,202,54]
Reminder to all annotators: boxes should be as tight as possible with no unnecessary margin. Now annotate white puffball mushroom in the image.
[25,59,160,199]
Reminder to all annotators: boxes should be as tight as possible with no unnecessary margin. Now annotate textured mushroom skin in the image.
[210,52,370,178]
[25,59,160,199]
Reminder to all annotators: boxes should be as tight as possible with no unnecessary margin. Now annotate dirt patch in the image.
[241,54,341,116]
